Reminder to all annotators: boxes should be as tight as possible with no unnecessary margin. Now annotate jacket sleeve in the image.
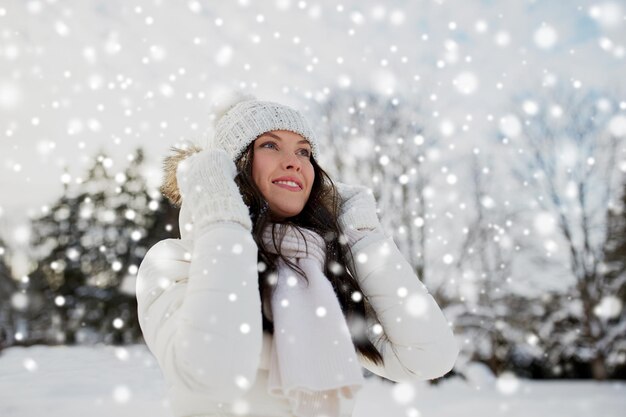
[136,222,263,401]
[344,228,459,382]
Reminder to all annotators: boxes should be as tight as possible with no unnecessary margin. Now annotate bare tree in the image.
[316,90,438,284]
[500,85,625,379]
[451,150,547,376]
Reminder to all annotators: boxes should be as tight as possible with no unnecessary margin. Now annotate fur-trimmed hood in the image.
[159,142,204,241]
[159,142,204,208]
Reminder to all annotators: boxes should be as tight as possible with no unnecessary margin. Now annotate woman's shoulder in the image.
[136,238,194,300]
[142,237,194,263]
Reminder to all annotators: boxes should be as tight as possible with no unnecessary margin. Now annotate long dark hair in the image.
[233,138,386,366]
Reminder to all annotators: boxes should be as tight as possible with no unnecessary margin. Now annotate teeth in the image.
[274,180,300,188]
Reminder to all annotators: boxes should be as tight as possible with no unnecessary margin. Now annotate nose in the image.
[281,151,302,171]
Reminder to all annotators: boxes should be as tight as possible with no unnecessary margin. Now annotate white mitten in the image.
[335,181,386,249]
[335,181,382,232]
[176,147,252,234]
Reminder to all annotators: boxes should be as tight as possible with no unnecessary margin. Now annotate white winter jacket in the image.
[136,217,459,417]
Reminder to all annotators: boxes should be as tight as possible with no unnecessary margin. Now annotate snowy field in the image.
[0,345,624,417]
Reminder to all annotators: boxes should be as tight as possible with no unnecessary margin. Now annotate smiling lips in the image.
[273,181,302,192]
[272,176,303,191]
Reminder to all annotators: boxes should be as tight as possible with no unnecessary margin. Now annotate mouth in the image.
[272,180,302,191]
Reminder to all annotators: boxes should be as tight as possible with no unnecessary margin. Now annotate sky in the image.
[1,0,625,246]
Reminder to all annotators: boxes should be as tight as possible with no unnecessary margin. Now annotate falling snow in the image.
[0,0,624,415]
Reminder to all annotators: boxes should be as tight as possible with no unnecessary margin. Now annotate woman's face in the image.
[252,130,315,221]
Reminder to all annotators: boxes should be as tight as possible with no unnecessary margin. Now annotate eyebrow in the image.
[260,132,311,146]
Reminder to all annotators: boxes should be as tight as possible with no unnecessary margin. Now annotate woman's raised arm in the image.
[344,227,459,382]
[136,148,263,401]
[336,181,459,382]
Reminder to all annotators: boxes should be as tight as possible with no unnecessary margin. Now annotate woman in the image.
[136,95,459,417]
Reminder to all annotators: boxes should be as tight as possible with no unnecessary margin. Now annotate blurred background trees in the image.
[2,148,180,349]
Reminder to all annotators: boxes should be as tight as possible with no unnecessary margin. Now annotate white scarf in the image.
[260,223,365,417]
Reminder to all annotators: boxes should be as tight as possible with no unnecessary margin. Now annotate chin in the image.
[270,206,304,220]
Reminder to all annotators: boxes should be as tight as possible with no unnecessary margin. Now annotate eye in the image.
[261,142,311,158]
[261,142,277,150]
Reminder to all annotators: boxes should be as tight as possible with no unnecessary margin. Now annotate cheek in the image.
[305,167,315,192]
[252,155,268,190]
[251,158,266,189]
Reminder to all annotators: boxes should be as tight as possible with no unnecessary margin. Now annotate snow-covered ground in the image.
[0,344,624,417]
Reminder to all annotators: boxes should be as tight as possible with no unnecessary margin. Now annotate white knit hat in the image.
[212,93,320,162]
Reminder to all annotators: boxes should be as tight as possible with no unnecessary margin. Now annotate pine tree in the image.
[99,147,166,344]
[30,150,136,344]
[30,148,181,345]
[601,175,626,376]
[604,176,626,300]
[0,237,16,350]
[30,175,84,343]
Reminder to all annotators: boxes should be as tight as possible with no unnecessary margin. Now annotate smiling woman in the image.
[136,93,459,417]
[252,130,315,221]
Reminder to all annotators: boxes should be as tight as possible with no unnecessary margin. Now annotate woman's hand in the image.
[335,181,382,232]
[176,147,252,234]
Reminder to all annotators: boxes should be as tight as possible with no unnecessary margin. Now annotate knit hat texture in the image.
[213,93,320,162]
